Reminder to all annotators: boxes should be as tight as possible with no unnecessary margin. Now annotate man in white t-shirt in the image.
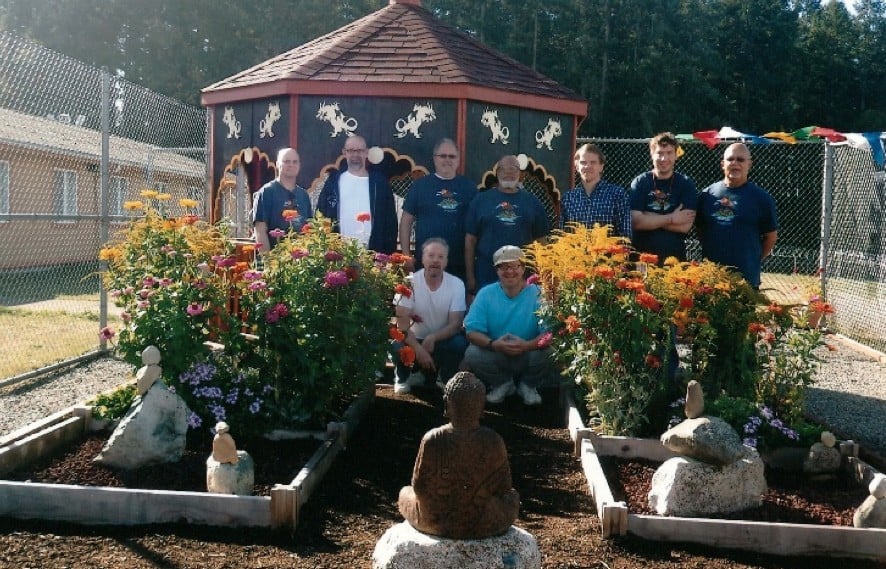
[391,237,468,394]
[317,135,397,253]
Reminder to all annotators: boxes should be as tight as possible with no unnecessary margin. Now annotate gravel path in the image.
[2,338,885,464]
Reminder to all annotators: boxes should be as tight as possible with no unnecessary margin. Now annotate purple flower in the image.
[265,302,289,323]
[243,270,263,281]
[743,437,758,448]
[374,253,391,264]
[194,279,208,290]
[186,302,204,316]
[324,250,344,262]
[187,412,202,429]
[249,400,262,414]
[324,270,349,288]
[248,280,268,291]
[269,228,286,239]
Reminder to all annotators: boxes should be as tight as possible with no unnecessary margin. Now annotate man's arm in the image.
[464,233,478,295]
[761,230,777,260]
[422,310,465,352]
[254,221,271,252]
[395,304,434,369]
[631,205,695,233]
[399,210,416,270]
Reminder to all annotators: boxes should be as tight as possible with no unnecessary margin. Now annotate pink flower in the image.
[269,228,286,239]
[123,286,134,295]
[216,256,237,268]
[159,278,173,287]
[248,281,268,291]
[324,250,344,262]
[138,288,153,299]
[265,303,289,323]
[186,303,204,316]
[536,332,553,349]
[110,289,122,298]
[324,270,349,288]
[99,326,115,341]
[137,300,150,310]
[411,313,424,323]
[526,273,540,285]
[291,248,309,260]
[374,253,391,264]
[120,311,131,323]
[243,270,263,282]
[194,279,208,290]
[142,276,156,288]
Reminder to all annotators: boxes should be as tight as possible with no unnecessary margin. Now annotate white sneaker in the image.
[486,381,516,404]
[393,382,412,394]
[517,383,542,406]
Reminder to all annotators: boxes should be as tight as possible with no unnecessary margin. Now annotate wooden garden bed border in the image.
[562,390,886,561]
[0,385,375,530]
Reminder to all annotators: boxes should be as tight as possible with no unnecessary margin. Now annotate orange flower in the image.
[394,283,412,298]
[181,215,199,225]
[390,252,409,265]
[355,211,371,223]
[748,322,767,334]
[565,315,581,333]
[566,270,586,280]
[389,326,405,342]
[672,310,690,329]
[241,244,255,254]
[282,209,299,221]
[809,300,835,314]
[399,346,416,367]
[636,291,661,312]
[638,253,659,265]
[766,303,784,315]
[678,296,694,309]
[623,279,645,291]
[593,265,616,279]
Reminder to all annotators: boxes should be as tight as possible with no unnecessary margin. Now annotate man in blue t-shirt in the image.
[399,138,477,282]
[464,155,549,294]
[696,143,779,288]
[252,147,313,251]
[629,132,697,263]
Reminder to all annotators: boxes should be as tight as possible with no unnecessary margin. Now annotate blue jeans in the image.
[389,332,469,385]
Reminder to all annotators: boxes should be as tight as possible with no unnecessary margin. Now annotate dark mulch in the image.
[0,386,882,569]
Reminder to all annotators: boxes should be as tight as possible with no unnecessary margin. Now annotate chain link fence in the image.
[582,137,885,352]
[0,31,208,382]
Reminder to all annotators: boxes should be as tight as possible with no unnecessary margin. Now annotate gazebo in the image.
[201,0,587,235]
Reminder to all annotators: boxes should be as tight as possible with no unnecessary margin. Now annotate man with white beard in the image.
[464,155,549,294]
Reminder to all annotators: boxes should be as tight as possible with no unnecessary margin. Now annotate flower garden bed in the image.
[562,391,886,561]
[0,386,374,529]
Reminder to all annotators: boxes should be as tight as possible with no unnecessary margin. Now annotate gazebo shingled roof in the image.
[201,0,586,115]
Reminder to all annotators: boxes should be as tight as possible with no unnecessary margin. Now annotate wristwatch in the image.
[486,338,495,350]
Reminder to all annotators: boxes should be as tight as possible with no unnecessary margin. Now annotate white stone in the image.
[660,416,745,466]
[93,382,189,469]
[647,448,767,517]
[802,442,842,474]
[372,523,541,569]
[135,364,161,396]
[870,473,886,499]
[206,450,254,495]
[820,430,837,448]
[141,345,161,366]
[853,495,886,529]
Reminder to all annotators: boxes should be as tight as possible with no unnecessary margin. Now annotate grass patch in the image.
[0,307,121,378]
[0,262,102,305]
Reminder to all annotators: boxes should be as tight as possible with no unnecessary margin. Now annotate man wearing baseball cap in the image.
[462,245,555,405]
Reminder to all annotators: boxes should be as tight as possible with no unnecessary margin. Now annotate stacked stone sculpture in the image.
[206,421,254,495]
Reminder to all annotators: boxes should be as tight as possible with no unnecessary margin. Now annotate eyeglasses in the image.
[344,148,367,154]
[496,262,524,272]
[434,154,458,159]
[724,157,747,162]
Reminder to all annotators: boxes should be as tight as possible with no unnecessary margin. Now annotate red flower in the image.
[594,265,616,279]
[390,253,409,265]
[766,303,784,315]
[636,292,661,312]
[399,346,416,367]
[809,300,835,314]
[639,253,659,265]
[645,354,662,369]
[355,211,371,223]
[395,283,412,298]
[389,326,405,342]
[565,315,581,333]
[678,296,694,309]
[748,322,767,334]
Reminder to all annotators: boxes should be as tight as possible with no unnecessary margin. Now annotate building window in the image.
[0,161,9,218]
[55,169,78,218]
[110,176,128,217]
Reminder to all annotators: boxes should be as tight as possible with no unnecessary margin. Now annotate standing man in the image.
[252,147,313,252]
[391,238,468,394]
[561,143,631,239]
[464,155,549,294]
[317,135,397,254]
[696,143,778,288]
[463,245,555,406]
[399,138,477,282]
[629,133,697,262]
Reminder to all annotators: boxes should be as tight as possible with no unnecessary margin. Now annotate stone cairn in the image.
[649,380,768,517]
[94,346,190,469]
[854,472,886,529]
[206,421,254,495]
[373,372,541,569]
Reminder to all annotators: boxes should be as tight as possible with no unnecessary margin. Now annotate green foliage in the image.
[88,383,137,422]
[705,395,823,452]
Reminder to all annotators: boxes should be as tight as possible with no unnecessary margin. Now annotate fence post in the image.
[820,143,834,301]
[99,68,110,350]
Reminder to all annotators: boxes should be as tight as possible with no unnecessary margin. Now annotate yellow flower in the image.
[714,281,732,292]
[179,198,199,208]
[123,201,144,211]
[140,189,159,199]
[156,193,172,201]
[98,247,120,261]
[663,256,679,267]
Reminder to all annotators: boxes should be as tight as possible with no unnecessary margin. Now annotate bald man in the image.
[252,147,313,251]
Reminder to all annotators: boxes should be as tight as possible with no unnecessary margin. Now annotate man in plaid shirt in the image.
[560,143,632,239]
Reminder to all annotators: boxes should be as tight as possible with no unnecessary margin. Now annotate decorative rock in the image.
[684,380,704,419]
[660,416,745,466]
[820,430,837,448]
[372,522,540,569]
[212,422,239,464]
[647,448,767,517]
[760,446,807,471]
[141,345,161,366]
[206,450,254,495]
[136,364,161,396]
[870,473,886,499]
[93,381,189,469]
[802,441,842,474]
[853,495,886,528]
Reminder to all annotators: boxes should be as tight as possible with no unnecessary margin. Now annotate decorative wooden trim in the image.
[211,147,275,224]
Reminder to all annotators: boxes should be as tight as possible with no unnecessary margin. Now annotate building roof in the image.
[0,108,204,177]
[202,1,585,109]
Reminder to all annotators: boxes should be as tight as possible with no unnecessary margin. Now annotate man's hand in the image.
[669,204,695,226]
[414,344,435,371]
[493,333,528,356]
[420,335,437,355]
